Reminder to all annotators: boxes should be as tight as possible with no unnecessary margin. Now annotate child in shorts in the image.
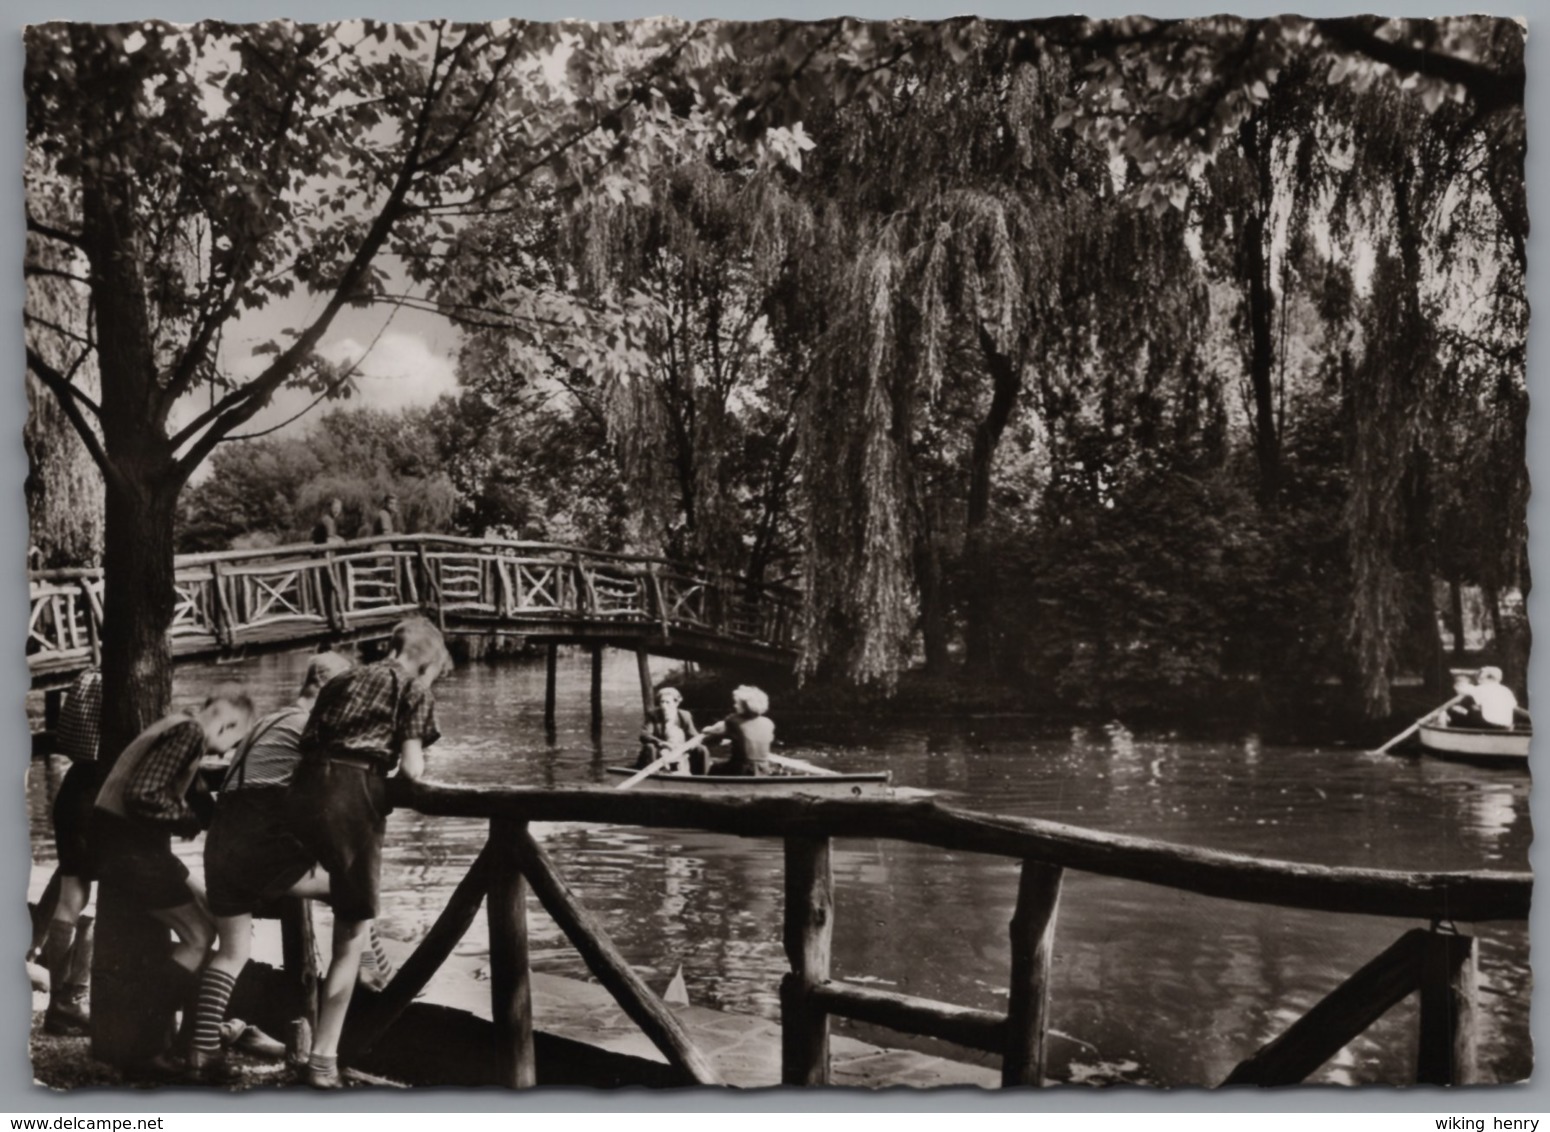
[286,618,449,1088]
[92,684,254,1057]
[186,652,354,1081]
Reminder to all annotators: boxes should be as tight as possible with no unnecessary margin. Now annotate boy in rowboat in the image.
[698,685,775,776]
[285,618,450,1089]
[636,687,705,775]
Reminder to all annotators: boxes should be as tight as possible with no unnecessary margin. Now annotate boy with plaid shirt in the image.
[93,684,254,1060]
[286,618,449,1088]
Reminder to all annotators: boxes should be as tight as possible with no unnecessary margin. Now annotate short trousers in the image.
[286,758,389,922]
[205,788,317,918]
[93,811,194,911]
[53,760,105,880]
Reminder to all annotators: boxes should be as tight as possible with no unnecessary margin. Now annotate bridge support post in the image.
[543,645,558,732]
[590,646,603,733]
[636,648,654,713]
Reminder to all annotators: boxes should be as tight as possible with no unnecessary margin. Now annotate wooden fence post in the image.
[781,836,833,1086]
[488,820,536,1087]
[1417,930,1479,1086]
[647,570,670,637]
[1003,860,1062,1087]
[278,897,321,1035]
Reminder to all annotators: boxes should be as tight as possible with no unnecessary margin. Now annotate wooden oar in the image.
[1373,694,1466,755]
[768,752,839,777]
[615,741,700,790]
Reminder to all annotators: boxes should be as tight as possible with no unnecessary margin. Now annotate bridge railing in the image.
[320,782,1529,1089]
[26,535,803,676]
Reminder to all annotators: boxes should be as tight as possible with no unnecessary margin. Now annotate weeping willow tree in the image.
[24,212,103,568]
[1335,46,1527,713]
[785,33,1072,685]
[564,163,815,576]
[443,160,815,577]
[1064,15,1527,716]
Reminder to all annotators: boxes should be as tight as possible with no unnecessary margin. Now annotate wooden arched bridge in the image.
[26,535,801,693]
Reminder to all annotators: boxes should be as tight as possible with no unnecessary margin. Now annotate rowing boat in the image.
[1417,723,1531,766]
[604,767,897,797]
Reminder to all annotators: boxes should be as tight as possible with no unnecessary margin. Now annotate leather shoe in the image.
[222,1020,286,1060]
[42,999,90,1037]
[185,1047,240,1086]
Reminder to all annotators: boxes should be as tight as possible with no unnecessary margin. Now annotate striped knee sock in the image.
[364,924,395,982]
[191,969,237,1055]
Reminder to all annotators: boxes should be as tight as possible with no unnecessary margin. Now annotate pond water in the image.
[27,648,1533,1086]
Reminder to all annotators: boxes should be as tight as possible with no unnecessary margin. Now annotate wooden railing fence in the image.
[285,783,1529,1089]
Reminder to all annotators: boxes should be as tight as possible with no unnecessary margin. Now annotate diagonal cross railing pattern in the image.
[26,535,802,686]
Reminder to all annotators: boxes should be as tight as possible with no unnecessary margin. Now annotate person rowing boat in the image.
[634,687,705,776]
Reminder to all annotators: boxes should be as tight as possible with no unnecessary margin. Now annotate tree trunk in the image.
[914,528,950,676]
[99,476,179,758]
[964,328,1023,675]
[73,36,188,1058]
[1240,116,1281,509]
[1447,575,1467,660]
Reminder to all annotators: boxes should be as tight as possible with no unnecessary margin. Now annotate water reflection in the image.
[26,649,1532,1086]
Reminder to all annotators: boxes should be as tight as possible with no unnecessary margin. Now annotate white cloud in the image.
[318,331,459,413]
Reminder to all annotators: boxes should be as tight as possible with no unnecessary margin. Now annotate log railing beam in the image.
[1224,929,1428,1086]
[396,782,1532,924]
[809,981,1005,1053]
